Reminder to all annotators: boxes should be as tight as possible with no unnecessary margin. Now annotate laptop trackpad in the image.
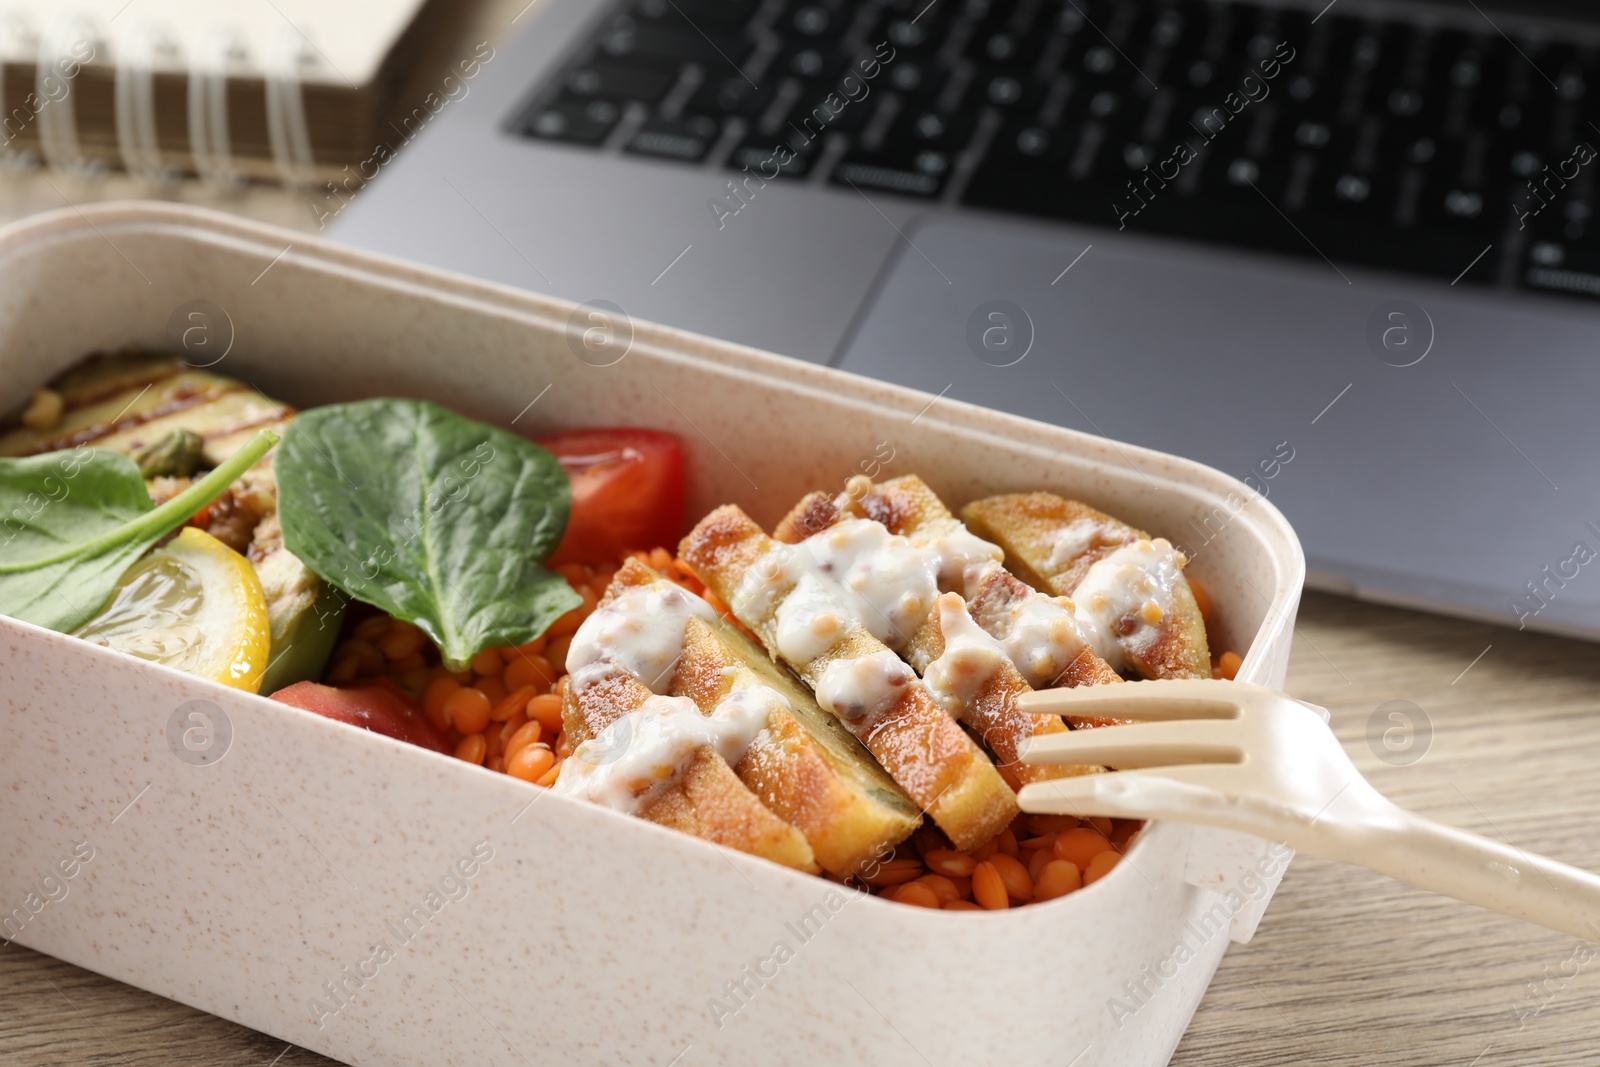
[834,216,1600,634]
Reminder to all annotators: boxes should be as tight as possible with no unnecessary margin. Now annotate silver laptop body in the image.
[332,0,1600,640]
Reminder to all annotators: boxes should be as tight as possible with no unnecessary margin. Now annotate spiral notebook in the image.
[0,0,448,184]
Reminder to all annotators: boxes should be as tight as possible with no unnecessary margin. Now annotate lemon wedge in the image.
[77,527,272,692]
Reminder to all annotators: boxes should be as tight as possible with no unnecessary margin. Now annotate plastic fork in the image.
[1017,679,1600,939]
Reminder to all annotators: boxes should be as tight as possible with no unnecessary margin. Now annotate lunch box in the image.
[0,203,1305,1067]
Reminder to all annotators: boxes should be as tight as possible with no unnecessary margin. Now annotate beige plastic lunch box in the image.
[0,204,1304,1067]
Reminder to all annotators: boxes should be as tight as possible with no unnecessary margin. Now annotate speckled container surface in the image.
[0,204,1305,1067]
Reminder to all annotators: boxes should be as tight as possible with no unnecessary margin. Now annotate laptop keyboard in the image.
[513,0,1600,297]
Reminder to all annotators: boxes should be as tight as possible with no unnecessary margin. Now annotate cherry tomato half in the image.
[537,428,686,565]
[271,680,450,754]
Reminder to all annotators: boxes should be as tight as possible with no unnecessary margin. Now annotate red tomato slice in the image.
[270,680,450,754]
[536,428,686,565]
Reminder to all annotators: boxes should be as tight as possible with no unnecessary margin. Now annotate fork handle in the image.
[1327,805,1600,941]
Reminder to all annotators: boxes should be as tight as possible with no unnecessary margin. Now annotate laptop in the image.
[329,0,1600,641]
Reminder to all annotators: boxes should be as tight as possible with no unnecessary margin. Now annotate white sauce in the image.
[995,591,1096,689]
[795,519,940,649]
[730,543,795,626]
[774,572,852,662]
[922,593,1007,718]
[1070,538,1187,670]
[815,649,913,730]
[915,527,1005,600]
[566,581,716,693]
[749,518,1004,652]
[739,515,1011,732]
[553,689,778,813]
[1046,518,1113,571]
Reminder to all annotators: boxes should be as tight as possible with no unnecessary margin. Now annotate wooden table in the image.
[8,589,1598,1065]
[3,2,1599,1059]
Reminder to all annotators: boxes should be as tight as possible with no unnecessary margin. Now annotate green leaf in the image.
[276,399,580,671]
[0,430,280,632]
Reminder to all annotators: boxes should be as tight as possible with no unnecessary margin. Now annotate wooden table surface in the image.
[3,1,1599,1062]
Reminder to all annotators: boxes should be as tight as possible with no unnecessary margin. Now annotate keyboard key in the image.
[1417,138,1506,232]
[883,57,933,95]
[885,106,979,154]
[830,98,981,198]
[832,148,954,197]
[778,42,848,80]
[873,6,954,54]
[564,61,679,101]
[783,2,843,39]
[601,23,753,70]
[628,0,759,26]
[785,85,875,136]
[520,96,624,145]
[689,75,775,116]
[1197,147,1291,201]
[1521,234,1600,297]
[974,70,1043,109]
[726,136,817,176]
[1525,185,1596,242]
[965,27,1046,71]
[626,115,723,161]
[1305,166,1401,225]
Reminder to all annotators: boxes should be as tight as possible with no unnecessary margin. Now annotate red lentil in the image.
[1026,846,1055,882]
[492,685,539,723]
[987,853,1034,902]
[504,720,543,762]
[1026,814,1080,835]
[1084,851,1121,885]
[470,648,504,676]
[445,687,492,735]
[888,882,941,909]
[972,862,1009,910]
[504,654,553,692]
[507,744,555,783]
[353,615,391,642]
[1054,828,1115,870]
[1035,860,1083,901]
[475,675,508,707]
[378,624,426,660]
[863,858,925,888]
[924,850,978,877]
[545,634,574,672]
[1218,650,1243,680]
[916,874,961,906]
[454,734,487,765]
[527,693,564,734]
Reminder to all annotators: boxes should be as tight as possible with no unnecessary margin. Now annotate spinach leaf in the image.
[276,399,579,671]
[0,429,280,632]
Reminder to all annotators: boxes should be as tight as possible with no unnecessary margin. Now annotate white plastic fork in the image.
[1017,679,1600,940]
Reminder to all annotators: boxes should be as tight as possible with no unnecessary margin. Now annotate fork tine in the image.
[1017,764,1244,819]
[1017,678,1246,721]
[1019,719,1244,768]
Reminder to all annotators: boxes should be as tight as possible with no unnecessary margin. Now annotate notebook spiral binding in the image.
[0,9,321,187]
